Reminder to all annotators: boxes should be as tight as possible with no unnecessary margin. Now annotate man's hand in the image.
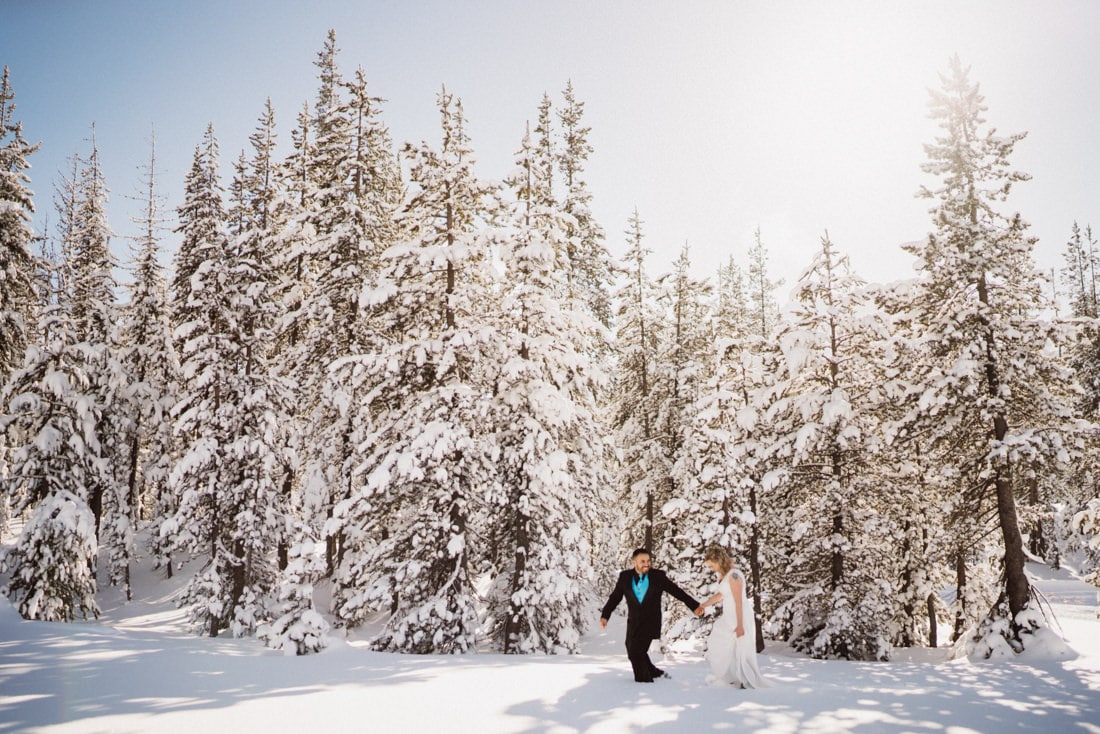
[599,617,608,629]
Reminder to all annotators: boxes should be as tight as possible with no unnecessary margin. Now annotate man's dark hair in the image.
[632,548,651,559]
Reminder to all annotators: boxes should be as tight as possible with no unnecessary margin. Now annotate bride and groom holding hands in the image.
[599,546,766,688]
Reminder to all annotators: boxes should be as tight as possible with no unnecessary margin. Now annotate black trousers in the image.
[626,635,661,681]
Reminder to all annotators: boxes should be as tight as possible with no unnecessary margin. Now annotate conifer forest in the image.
[3,32,1100,663]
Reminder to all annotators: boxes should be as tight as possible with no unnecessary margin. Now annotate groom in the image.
[600,548,700,683]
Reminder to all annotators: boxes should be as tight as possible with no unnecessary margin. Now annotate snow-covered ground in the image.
[1,559,1098,733]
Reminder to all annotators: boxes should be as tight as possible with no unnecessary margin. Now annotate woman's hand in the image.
[735,624,745,638]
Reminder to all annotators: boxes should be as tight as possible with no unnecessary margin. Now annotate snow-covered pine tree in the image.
[481,123,612,654]
[898,57,1078,656]
[557,81,614,331]
[42,153,83,321]
[58,132,139,598]
[1062,222,1099,324]
[651,244,713,639]
[111,134,179,597]
[68,130,116,347]
[737,231,786,654]
[166,123,290,637]
[231,100,329,654]
[873,274,954,648]
[665,254,754,566]
[612,210,668,553]
[270,100,315,365]
[663,255,753,645]
[222,113,296,637]
[258,523,331,654]
[329,89,499,654]
[534,94,554,208]
[170,127,224,333]
[1056,222,1100,581]
[288,37,403,578]
[766,233,895,660]
[1,269,104,620]
[0,66,40,389]
[747,227,782,342]
[164,124,235,636]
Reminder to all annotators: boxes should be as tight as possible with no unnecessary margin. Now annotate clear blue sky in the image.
[4,0,1099,297]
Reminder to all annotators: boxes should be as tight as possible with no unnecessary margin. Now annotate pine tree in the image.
[898,57,1077,655]
[1,273,104,620]
[0,66,40,387]
[1061,222,1099,321]
[650,244,714,643]
[54,131,137,596]
[114,134,179,596]
[747,227,782,343]
[665,253,755,566]
[767,233,895,660]
[69,129,116,346]
[557,81,613,331]
[329,89,498,654]
[1057,222,1100,579]
[287,37,403,577]
[482,124,612,653]
[612,210,666,552]
[166,124,290,637]
[124,134,177,508]
[738,230,785,654]
[164,124,233,635]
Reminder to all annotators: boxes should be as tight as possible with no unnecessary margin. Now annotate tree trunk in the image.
[644,491,654,551]
[927,592,938,648]
[1027,474,1046,559]
[952,551,967,643]
[994,462,1030,620]
[503,508,529,654]
[830,452,844,592]
[978,272,1030,626]
[749,481,765,653]
[898,520,914,648]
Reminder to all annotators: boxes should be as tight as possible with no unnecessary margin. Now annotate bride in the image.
[694,545,767,688]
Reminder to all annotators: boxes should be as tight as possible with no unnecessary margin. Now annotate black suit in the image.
[601,568,699,681]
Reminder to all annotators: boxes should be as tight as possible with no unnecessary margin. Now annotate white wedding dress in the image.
[706,569,767,688]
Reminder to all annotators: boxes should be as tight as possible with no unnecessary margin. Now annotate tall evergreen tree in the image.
[653,244,712,641]
[612,210,666,552]
[768,234,895,660]
[483,124,612,653]
[557,81,614,331]
[68,130,116,346]
[56,131,136,594]
[897,57,1076,655]
[329,89,499,654]
[114,134,179,596]
[288,38,403,576]
[1,272,103,621]
[165,124,290,637]
[0,66,40,387]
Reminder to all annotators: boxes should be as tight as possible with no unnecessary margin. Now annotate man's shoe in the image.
[652,669,670,679]
[635,676,654,683]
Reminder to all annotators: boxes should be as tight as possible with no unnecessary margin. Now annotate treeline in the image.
[1,39,1098,660]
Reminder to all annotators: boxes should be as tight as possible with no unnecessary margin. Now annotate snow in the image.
[1,558,1098,732]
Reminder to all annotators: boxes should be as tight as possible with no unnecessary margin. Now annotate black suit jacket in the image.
[601,568,700,641]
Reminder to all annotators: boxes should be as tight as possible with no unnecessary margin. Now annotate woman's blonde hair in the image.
[704,545,732,577]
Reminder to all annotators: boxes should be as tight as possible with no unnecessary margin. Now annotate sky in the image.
[4,0,1099,299]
